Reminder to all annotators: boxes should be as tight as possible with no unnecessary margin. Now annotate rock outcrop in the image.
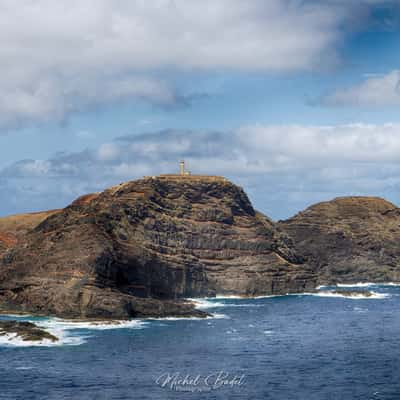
[279,197,400,284]
[0,176,315,319]
[0,210,60,258]
[0,320,58,342]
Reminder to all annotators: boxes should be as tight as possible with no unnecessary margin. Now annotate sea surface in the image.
[1,284,400,399]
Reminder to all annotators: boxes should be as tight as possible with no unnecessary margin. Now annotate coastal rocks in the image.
[0,320,58,342]
[3,178,396,320]
[279,197,400,284]
[0,176,315,319]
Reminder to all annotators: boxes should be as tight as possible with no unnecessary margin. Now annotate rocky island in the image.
[0,173,315,319]
[0,169,399,320]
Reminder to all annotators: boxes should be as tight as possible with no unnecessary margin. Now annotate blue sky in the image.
[1,0,400,219]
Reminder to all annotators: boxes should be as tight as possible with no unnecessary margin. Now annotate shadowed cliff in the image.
[0,176,315,319]
[279,196,400,284]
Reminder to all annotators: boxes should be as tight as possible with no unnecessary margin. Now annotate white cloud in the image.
[322,70,400,107]
[237,123,400,164]
[5,123,400,179]
[2,123,400,218]
[0,0,351,127]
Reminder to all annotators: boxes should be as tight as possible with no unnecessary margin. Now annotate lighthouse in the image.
[179,160,191,176]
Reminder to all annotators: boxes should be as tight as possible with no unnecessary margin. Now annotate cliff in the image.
[0,176,315,319]
[279,197,400,284]
[0,210,60,258]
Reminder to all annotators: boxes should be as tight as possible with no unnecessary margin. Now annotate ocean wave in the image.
[187,298,226,309]
[0,329,85,347]
[216,294,287,300]
[0,310,229,347]
[337,282,378,288]
[318,282,400,289]
[209,313,229,319]
[0,316,149,348]
[37,318,147,331]
[215,294,286,300]
[305,291,389,299]
[188,297,262,310]
[147,312,229,321]
[189,289,390,307]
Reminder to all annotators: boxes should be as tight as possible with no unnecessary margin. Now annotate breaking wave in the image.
[0,309,228,348]
[318,282,400,289]
[0,316,148,348]
[187,298,226,309]
[305,291,389,299]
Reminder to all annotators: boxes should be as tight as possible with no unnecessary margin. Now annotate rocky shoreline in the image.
[0,176,399,320]
[0,321,58,343]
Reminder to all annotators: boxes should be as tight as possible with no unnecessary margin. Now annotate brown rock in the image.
[0,320,58,342]
[279,196,400,284]
[0,210,60,258]
[0,176,315,319]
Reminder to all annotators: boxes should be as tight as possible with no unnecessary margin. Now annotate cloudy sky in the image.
[1,0,400,220]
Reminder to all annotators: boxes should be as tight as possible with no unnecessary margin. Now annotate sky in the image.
[1,0,400,220]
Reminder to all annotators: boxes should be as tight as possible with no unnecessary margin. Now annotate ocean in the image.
[0,284,399,399]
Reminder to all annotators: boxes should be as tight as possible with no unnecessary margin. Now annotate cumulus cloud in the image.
[0,0,366,127]
[2,124,400,219]
[321,70,400,107]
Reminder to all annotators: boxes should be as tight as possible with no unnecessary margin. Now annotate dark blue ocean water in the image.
[1,285,400,400]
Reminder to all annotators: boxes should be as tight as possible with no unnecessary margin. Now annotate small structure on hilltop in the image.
[145,160,227,182]
[179,160,191,176]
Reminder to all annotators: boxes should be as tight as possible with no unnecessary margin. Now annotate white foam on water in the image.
[337,282,381,288]
[190,288,392,309]
[0,328,85,347]
[147,312,228,321]
[0,316,148,347]
[0,332,56,347]
[187,297,260,313]
[187,298,226,309]
[0,306,230,347]
[37,318,147,331]
[215,294,286,300]
[318,282,400,289]
[306,291,389,299]
[254,294,288,299]
[317,283,372,289]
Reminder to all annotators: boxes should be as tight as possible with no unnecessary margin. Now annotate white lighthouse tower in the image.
[179,160,191,176]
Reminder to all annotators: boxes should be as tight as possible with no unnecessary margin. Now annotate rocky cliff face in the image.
[279,197,400,284]
[0,176,315,319]
[0,210,60,259]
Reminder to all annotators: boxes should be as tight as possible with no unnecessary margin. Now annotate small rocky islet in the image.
[0,171,398,321]
[330,290,374,298]
[0,320,58,343]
